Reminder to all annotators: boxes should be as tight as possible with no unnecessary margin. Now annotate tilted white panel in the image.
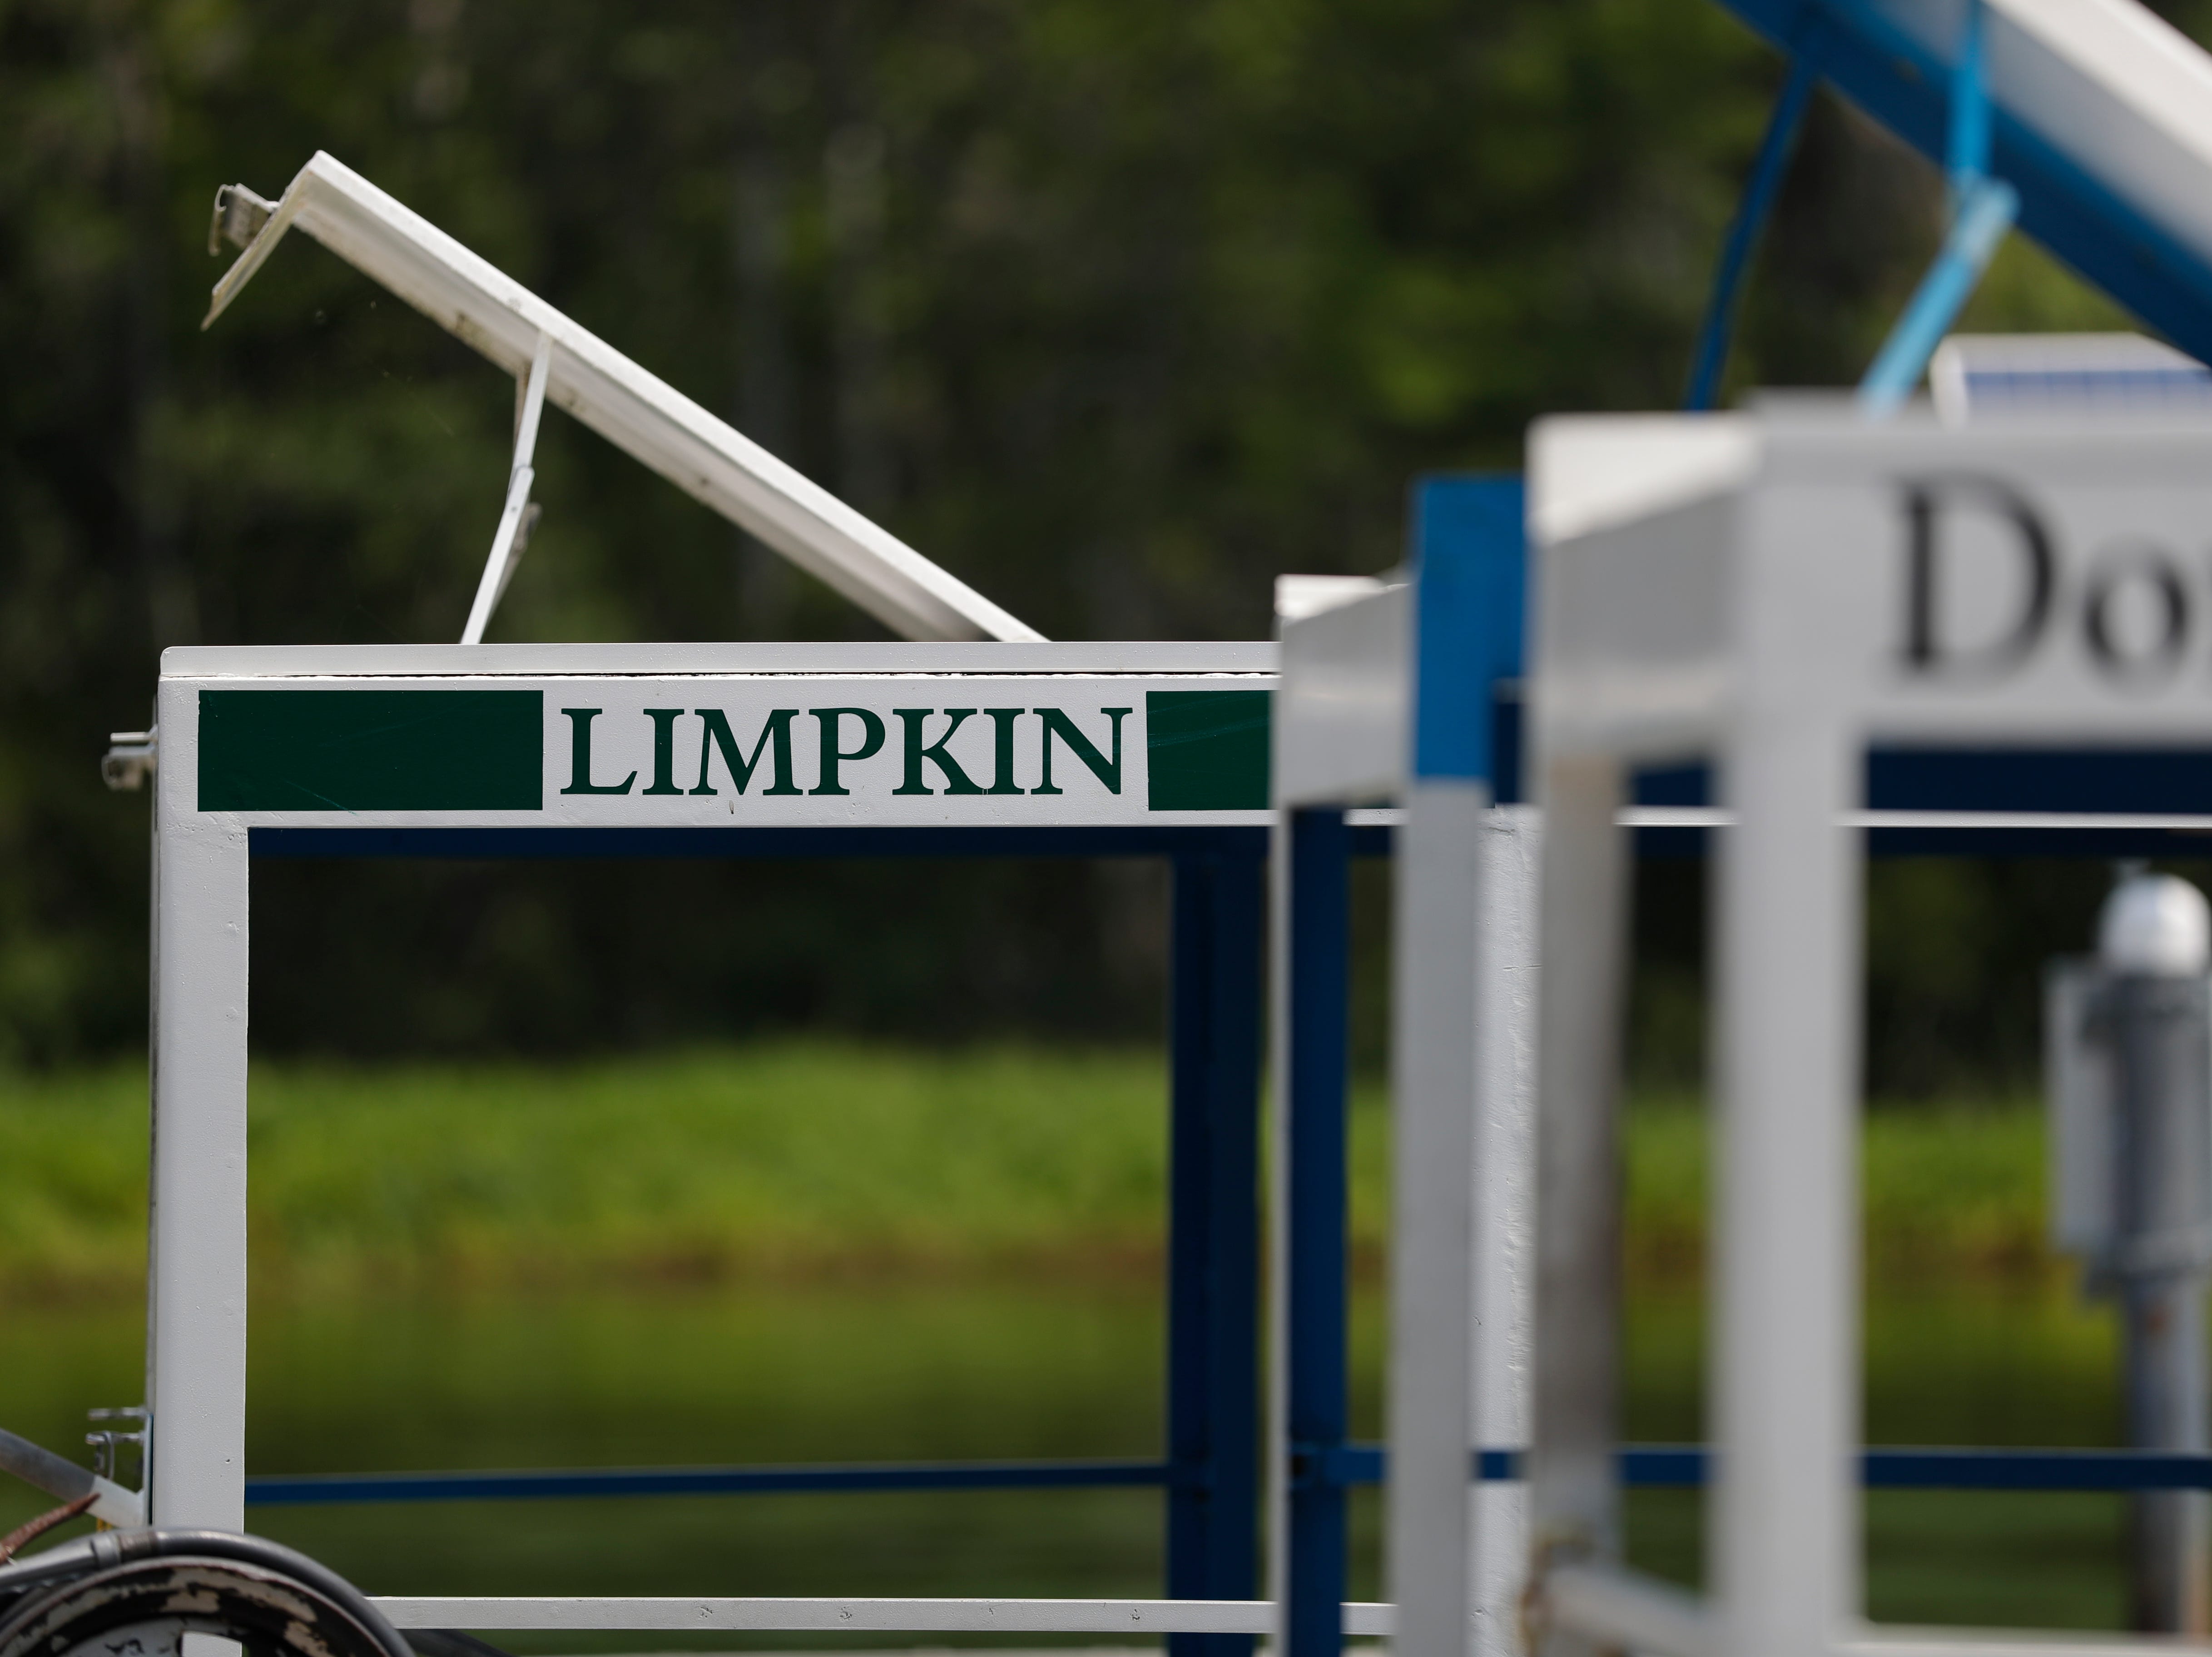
[205,153,1041,646]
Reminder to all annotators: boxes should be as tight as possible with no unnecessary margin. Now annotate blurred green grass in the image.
[0,1050,2056,1299]
[0,1045,1188,1297]
[1625,1093,2051,1283]
[0,1054,2140,1633]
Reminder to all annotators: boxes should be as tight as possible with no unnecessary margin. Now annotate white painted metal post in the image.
[147,677,251,1530]
[1715,711,1860,1657]
[1388,777,1485,1657]
[1471,806,1539,1657]
[1387,794,1540,1657]
[1529,754,1628,1657]
[1269,582,1400,1657]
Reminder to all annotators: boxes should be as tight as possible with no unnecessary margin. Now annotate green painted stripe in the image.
[198,689,543,812]
[1145,689,1270,811]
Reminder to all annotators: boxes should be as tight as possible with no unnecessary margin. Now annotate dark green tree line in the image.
[0,0,2202,1077]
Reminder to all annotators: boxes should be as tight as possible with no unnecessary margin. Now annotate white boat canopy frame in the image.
[203,151,1044,647]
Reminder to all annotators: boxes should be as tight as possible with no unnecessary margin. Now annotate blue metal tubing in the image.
[1684,46,1820,412]
[1945,0,1989,190]
[1321,1444,2212,1493]
[243,1458,1173,1507]
[1166,852,1266,1657]
[1859,171,2020,416]
[1284,809,1354,1657]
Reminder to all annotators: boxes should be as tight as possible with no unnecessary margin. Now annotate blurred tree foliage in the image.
[1,0,2207,1077]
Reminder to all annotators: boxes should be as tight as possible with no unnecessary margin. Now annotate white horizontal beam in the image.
[1537,1587,2212,1657]
[1627,809,2212,835]
[159,640,1271,679]
[1841,1633,2212,1657]
[204,152,1042,646]
[370,1597,1395,1637]
[1246,805,2212,836]
[1543,1563,1712,1657]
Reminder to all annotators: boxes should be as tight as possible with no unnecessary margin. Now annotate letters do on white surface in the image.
[1533,409,2212,759]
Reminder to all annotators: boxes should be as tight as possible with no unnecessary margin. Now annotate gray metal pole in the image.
[2099,877,2212,1635]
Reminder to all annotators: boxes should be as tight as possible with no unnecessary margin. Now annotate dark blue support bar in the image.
[1285,809,1353,1657]
[249,825,1271,862]
[1856,1448,2212,1492]
[1684,43,1820,411]
[1332,1443,2212,1493]
[243,1457,1171,1507]
[1167,852,1266,1657]
[244,1443,2212,1509]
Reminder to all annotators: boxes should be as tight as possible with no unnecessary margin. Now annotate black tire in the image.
[0,1533,411,1657]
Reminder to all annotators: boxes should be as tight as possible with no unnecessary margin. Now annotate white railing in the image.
[372,1597,1395,1637]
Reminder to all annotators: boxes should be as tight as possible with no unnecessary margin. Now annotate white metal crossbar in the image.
[1543,1563,1710,1657]
[369,1597,1395,1637]
[1841,1637,2212,1657]
[1535,1563,2212,1657]
[1624,809,2212,834]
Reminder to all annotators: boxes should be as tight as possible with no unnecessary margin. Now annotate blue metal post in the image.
[1284,808,1353,1657]
[1167,850,1266,1657]
[1410,476,1527,781]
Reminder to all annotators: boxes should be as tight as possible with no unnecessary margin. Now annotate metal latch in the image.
[86,1405,149,1499]
[102,730,156,792]
[208,182,274,255]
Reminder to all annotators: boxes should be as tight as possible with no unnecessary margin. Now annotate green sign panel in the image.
[198,689,543,811]
[195,685,1273,817]
[1145,690,1271,811]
